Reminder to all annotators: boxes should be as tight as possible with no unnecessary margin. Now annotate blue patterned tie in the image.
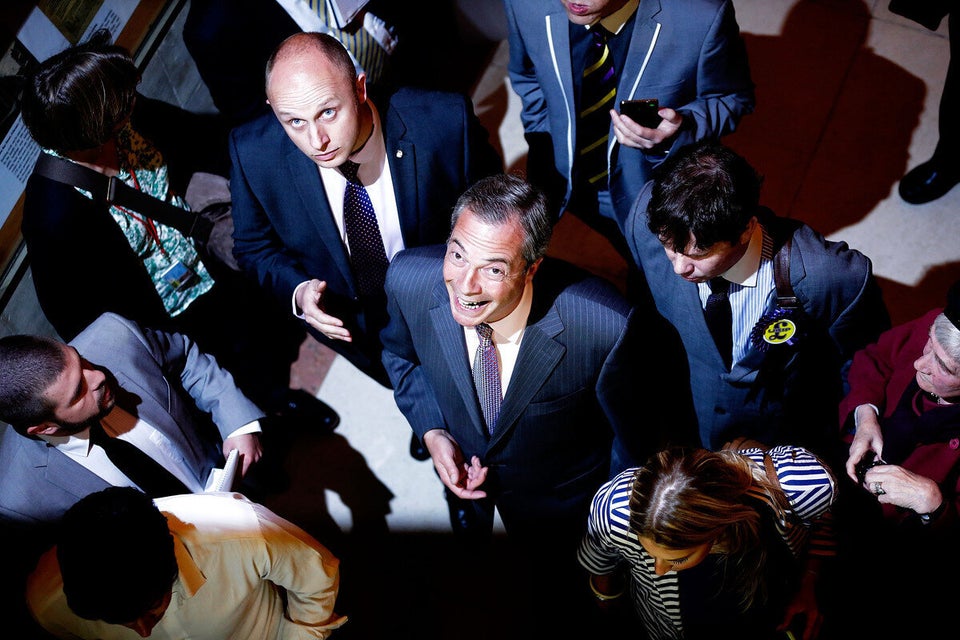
[578,26,617,188]
[341,160,389,296]
[472,323,501,435]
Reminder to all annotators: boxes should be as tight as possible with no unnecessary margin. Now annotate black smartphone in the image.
[619,98,662,128]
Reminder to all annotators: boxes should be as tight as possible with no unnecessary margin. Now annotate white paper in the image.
[205,448,240,492]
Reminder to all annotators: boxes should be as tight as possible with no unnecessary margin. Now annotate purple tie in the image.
[341,160,389,296]
[472,323,502,435]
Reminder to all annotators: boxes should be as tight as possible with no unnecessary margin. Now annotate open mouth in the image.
[458,297,487,310]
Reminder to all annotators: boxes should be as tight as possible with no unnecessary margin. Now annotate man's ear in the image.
[738,216,759,245]
[26,422,64,437]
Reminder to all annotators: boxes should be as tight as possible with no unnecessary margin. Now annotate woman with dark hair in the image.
[579,446,837,639]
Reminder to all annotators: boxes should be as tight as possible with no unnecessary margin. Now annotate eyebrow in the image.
[448,239,511,266]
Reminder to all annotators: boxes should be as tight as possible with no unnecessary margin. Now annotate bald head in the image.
[265,32,357,98]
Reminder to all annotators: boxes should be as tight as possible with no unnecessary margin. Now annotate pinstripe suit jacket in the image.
[381,245,686,526]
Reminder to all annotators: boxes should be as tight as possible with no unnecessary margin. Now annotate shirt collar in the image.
[720,223,765,288]
[589,0,640,36]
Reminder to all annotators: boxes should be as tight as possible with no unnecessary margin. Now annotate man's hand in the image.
[422,429,488,499]
[611,106,682,149]
[295,279,353,342]
[223,433,263,476]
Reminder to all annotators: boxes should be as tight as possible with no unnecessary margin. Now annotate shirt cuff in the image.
[292,281,311,319]
[226,420,262,440]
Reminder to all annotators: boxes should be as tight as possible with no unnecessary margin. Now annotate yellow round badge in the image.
[762,319,797,345]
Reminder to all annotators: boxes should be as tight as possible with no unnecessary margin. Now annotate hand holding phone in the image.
[619,98,663,128]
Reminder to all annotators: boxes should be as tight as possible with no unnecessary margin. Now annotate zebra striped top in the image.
[577,446,837,639]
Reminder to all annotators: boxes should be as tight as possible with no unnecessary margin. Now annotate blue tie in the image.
[341,161,389,296]
[473,323,502,435]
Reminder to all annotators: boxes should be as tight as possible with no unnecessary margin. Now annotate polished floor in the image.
[11,1,959,638]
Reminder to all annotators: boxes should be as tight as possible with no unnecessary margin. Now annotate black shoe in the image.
[409,433,430,461]
[899,158,960,204]
[274,389,339,434]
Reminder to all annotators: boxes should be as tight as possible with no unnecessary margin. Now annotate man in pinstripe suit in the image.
[381,174,693,635]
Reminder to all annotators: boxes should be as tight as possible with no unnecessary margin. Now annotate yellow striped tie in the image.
[305,0,389,85]
[578,27,616,188]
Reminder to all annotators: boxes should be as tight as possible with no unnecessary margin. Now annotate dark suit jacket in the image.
[625,183,891,455]
[0,313,263,530]
[229,87,501,381]
[381,246,690,538]
[504,0,754,222]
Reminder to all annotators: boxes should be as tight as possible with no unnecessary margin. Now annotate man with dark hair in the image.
[623,139,891,456]
[381,173,691,634]
[26,487,345,638]
[0,312,264,530]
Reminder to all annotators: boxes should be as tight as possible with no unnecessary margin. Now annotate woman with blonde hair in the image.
[579,445,836,639]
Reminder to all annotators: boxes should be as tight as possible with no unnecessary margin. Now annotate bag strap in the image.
[32,153,209,239]
[762,453,794,517]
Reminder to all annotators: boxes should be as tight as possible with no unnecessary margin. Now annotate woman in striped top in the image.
[578,446,837,639]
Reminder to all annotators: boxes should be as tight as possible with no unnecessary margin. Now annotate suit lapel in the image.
[429,282,488,437]
[620,0,663,102]
[286,146,355,289]
[383,105,419,243]
[43,444,111,497]
[545,11,576,173]
[490,306,565,448]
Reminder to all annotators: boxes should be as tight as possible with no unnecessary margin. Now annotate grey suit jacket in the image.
[0,312,263,528]
[381,246,691,531]
[229,87,501,380]
[504,0,754,221]
[625,183,891,452]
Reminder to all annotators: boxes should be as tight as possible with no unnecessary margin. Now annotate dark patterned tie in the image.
[89,422,191,497]
[304,0,390,86]
[341,160,389,296]
[704,277,733,370]
[472,323,502,435]
[578,26,617,188]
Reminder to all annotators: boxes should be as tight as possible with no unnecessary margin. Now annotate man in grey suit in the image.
[230,32,501,387]
[503,0,754,245]
[623,139,891,458]
[0,312,265,530]
[381,174,691,635]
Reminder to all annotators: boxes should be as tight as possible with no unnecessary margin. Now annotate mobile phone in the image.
[619,98,662,128]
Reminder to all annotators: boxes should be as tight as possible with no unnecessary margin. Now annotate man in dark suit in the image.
[503,0,754,244]
[229,32,501,392]
[623,139,891,459]
[381,174,689,635]
[0,312,265,531]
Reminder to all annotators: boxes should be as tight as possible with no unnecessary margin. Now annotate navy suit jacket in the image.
[625,183,891,454]
[504,0,754,222]
[381,246,691,533]
[229,87,501,380]
[0,313,263,529]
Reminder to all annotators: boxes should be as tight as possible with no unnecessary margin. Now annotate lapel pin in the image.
[396,149,403,158]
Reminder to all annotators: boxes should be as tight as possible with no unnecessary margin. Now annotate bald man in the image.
[229,32,501,391]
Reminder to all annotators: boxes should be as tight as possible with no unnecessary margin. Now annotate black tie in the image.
[704,277,733,370]
[341,160,389,296]
[578,26,617,188]
[88,422,191,497]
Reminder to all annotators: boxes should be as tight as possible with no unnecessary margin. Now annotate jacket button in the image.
[949,438,959,450]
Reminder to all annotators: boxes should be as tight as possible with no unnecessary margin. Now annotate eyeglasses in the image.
[444,249,526,284]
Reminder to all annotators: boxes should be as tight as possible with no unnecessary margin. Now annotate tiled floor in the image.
[14,1,956,637]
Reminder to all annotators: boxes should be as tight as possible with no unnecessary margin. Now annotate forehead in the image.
[267,53,350,103]
[449,211,525,260]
